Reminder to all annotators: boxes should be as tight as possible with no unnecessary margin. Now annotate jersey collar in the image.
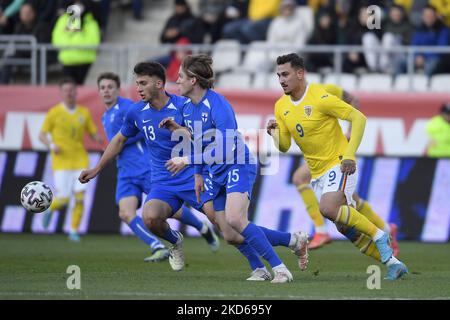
[290,83,309,106]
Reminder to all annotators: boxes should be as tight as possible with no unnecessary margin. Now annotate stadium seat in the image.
[358,74,393,91]
[430,74,450,92]
[323,73,357,91]
[212,40,241,73]
[216,71,252,89]
[306,72,322,84]
[393,74,429,92]
[241,41,272,72]
[252,72,268,89]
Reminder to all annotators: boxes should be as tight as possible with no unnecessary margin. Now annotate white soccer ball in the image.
[20,181,53,213]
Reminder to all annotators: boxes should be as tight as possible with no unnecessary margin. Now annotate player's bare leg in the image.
[172,204,220,252]
[225,192,295,283]
[293,164,331,250]
[142,200,184,271]
[119,196,168,262]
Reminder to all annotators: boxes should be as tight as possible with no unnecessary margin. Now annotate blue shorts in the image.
[116,173,152,207]
[144,174,214,215]
[209,164,257,212]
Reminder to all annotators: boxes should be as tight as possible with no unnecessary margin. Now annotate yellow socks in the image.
[71,193,84,232]
[357,199,386,231]
[298,184,327,232]
[49,197,69,211]
[336,205,378,239]
[354,233,381,261]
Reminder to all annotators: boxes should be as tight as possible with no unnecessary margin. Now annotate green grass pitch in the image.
[0,234,449,299]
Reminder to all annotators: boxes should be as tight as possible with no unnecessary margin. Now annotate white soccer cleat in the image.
[270,267,293,284]
[290,231,309,271]
[246,268,272,281]
[168,232,185,271]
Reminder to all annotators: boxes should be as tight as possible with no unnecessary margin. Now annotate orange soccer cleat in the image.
[308,232,332,250]
[389,223,400,257]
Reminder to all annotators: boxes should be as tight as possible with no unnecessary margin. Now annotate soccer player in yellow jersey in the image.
[292,83,399,256]
[266,53,408,280]
[39,77,103,242]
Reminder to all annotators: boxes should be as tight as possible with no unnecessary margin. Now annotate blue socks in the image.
[178,205,205,232]
[258,226,291,247]
[128,216,164,251]
[162,228,182,245]
[241,223,283,268]
[236,243,264,271]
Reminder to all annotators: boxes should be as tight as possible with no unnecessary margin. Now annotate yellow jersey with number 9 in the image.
[274,83,354,178]
[41,103,97,170]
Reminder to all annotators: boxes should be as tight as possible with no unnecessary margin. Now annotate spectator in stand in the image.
[0,0,25,34]
[160,0,203,45]
[166,37,191,83]
[430,0,450,27]
[222,0,280,44]
[217,0,249,39]
[339,5,374,73]
[306,8,337,72]
[197,0,229,43]
[27,0,57,24]
[267,0,310,60]
[0,2,51,83]
[395,5,449,77]
[361,4,412,73]
[52,0,100,84]
[426,103,450,158]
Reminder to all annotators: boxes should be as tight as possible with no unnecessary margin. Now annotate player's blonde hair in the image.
[181,54,215,89]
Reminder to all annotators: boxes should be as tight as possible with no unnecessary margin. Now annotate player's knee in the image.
[119,209,135,223]
[142,213,158,230]
[225,215,245,232]
[319,203,339,220]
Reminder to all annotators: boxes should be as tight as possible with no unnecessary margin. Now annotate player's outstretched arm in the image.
[266,119,291,153]
[38,131,60,154]
[79,132,128,183]
[341,108,366,175]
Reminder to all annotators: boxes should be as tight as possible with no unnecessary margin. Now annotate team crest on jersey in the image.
[201,112,208,123]
[304,105,313,117]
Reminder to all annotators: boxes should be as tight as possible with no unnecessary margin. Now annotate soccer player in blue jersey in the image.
[98,72,169,262]
[95,71,219,262]
[160,54,309,283]
[83,63,305,281]
[81,64,222,271]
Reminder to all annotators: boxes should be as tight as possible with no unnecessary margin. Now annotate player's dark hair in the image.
[58,77,77,87]
[133,61,166,84]
[181,54,215,89]
[97,72,121,88]
[276,53,305,70]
